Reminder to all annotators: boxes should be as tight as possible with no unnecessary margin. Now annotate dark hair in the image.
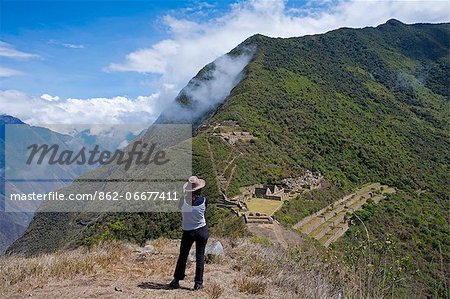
[192,188,202,198]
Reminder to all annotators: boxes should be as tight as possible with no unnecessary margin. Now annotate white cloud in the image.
[160,50,254,122]
[40,94,60,102]
[0,67,24,77]
[61,43,85,49]
[48,39,85,49]
[107,40,179,73]
[0,90,160,128]
[0,41,39,77]
[0,41,39,59]
[108,0,450,94]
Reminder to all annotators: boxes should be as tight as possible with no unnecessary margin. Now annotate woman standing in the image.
[169,176,209,290]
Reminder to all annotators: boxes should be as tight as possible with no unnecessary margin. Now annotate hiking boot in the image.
[193,283,203,290]
[168,279,180,289]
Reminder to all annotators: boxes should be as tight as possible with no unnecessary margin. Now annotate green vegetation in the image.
[246,197,283,216]
[207,20,449,297]
[80,206,248,247]
[352,198,378,222]
[276,184,346,226]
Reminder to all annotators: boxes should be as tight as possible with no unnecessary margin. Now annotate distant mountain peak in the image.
[385,18,405,26]
[0,114,25,124]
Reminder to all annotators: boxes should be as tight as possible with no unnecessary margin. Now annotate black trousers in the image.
[173,225,209,284]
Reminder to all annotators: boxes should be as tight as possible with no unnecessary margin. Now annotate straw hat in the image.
[183,176,206,192]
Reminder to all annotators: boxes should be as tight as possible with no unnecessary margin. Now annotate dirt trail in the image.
[206,138,224,198]
[272,223,288,249]
[247,223,303,249]
[207,136,243,198]
[224,165,237,194]
[221,152,242,176]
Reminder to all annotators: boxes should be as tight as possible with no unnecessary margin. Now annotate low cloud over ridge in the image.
[0,90,159,129]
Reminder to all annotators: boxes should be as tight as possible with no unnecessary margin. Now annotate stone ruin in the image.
[200,120,239,130]
[244,212,274,224]
[204,120,257,145]
[212,131,256,145]
[218,120,239,127]
[282,170,324,192]
[253,184,285,201]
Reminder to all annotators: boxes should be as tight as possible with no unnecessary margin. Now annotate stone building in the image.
[253,184,285,201]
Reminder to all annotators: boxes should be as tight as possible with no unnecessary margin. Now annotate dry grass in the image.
[0,236,396,298]
[1,237,344,298]
[249,235,272,246]
[234,252,274,277]
[151,237,173,249]
[204,281,224,299]
[230,239,351,298]
[0,241,128,295]
[206,253,225,265]
[234,277,267,295]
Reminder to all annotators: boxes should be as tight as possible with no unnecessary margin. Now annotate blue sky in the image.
[1,0,221,98]
[1,0,449,127]
[3,0,287,99]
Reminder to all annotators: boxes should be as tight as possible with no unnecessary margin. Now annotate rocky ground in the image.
[1,235,348,299]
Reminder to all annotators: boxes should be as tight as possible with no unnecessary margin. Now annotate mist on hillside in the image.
[156,47,255,124]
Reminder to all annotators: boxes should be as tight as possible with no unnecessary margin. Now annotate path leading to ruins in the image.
[293,183,396,247]
[224,165,237,194]
[221,152,241,176]
[247,223,302,249]
[206,138,225,198]
[221,151,242,195]
[273,222,288,249]
[206,135,244,198]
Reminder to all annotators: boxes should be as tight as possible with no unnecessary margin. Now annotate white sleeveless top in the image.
[181,197,206,231]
